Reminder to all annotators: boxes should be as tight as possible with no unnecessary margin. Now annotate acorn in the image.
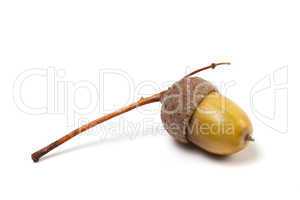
[161,75,253,155]
[31,62,254,162]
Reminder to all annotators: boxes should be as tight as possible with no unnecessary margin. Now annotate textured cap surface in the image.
[160,77,217,143]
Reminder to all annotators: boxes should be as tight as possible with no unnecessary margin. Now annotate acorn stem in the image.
[183,62,231,79]
[31,91,165,162]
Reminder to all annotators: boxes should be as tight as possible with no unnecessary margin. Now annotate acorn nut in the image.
[161,77,253,155]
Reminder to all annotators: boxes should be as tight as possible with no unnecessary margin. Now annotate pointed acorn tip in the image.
[245,134,255,142]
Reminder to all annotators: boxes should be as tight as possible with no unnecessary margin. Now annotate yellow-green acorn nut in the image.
[161,77,253,155]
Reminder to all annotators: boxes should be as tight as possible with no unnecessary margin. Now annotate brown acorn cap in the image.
[160,77,217,143]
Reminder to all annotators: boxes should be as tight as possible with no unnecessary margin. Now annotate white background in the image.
[0,0,299,199]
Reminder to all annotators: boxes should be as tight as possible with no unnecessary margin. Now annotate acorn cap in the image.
[160,77,217,143]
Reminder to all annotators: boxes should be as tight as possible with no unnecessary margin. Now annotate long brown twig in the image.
[31,91,164,162]
[31,62,229,162]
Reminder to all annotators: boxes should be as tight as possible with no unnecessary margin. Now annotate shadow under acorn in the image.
[172,139,261,165]
[37,130,260,166]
